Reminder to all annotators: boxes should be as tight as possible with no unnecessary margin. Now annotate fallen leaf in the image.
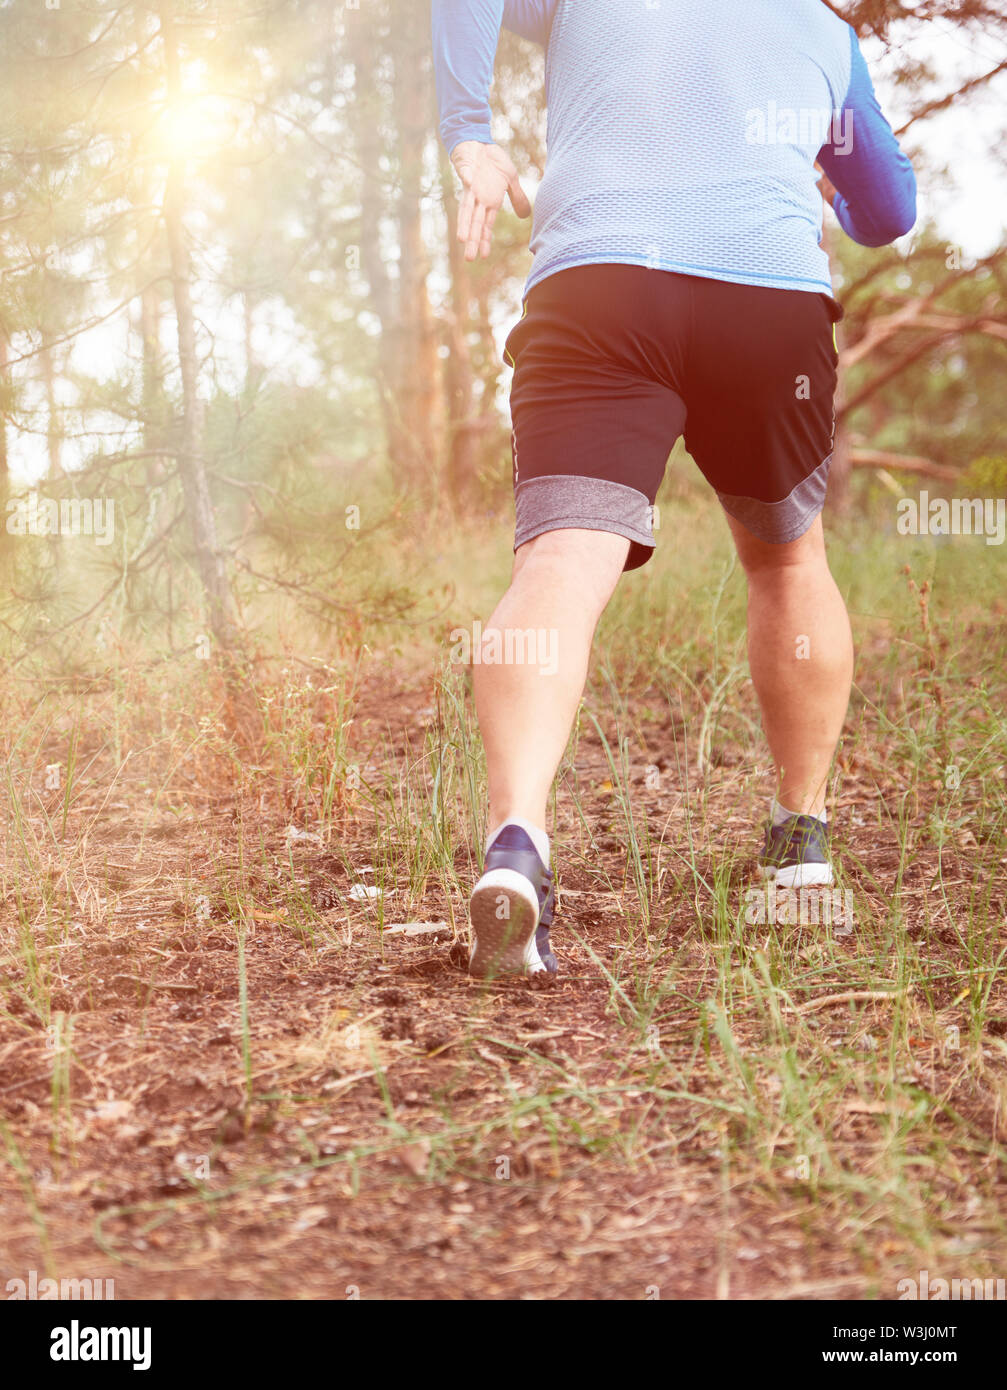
[394,1140,431,1177]
[383,922,448,937]
[350,883,389,901]
[91,1100,132,1122]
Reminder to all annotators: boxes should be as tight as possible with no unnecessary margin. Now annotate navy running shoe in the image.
[758,813,833,887]
[469,825,558,980]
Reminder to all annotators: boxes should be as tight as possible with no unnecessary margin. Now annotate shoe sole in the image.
[468,869,543,979]
[757,862,835,888]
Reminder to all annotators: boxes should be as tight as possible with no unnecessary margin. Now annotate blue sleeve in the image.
[819,28,917,247]
[432,1,555,155]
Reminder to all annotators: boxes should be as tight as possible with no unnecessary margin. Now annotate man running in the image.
[432,0,916,980]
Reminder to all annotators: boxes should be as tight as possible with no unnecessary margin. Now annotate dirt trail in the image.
[1,672,1004,1300]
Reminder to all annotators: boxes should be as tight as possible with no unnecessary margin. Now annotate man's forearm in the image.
[433,0,506,155]
[432,0,555,155]
[819,29,917,247]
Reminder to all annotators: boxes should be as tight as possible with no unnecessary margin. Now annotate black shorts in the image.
[503,264,843,569]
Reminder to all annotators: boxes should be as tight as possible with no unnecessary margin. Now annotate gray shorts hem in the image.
[716,453,832,544]
[513,474,655,568]
[514,516,656,551]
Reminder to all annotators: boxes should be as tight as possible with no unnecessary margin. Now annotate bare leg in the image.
[474,528,631,831]
[726,514,853,816]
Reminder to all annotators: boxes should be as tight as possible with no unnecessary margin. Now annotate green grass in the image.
[0,488,1004,1296]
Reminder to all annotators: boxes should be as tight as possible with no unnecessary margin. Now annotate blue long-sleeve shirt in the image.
[432,0,917,297]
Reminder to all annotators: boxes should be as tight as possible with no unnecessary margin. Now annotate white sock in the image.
[772,800,827,828]
[485,815,550,867]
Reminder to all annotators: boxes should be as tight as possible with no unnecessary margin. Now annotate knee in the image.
[730,516,828,581]
[513,528,630,606]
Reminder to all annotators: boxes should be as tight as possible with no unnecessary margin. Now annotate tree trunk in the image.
[0,323,10,576]
[134,2,166,484]
[139,282,167,480]
[829,317,853,514]
[242,289,261,397]
[0,323,8,479]
[347,10,400,468]
[348,3,441,492]
[391,7,440,486]
[823,218,852,513]
[159,2,241,671]
[439,151,479,507]
[40,336,62,479]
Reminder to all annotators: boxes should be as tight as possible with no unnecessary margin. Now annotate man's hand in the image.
[450,140,532,261]
[816,168,838,209]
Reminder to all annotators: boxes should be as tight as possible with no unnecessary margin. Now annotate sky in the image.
[872,16,1007,257]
